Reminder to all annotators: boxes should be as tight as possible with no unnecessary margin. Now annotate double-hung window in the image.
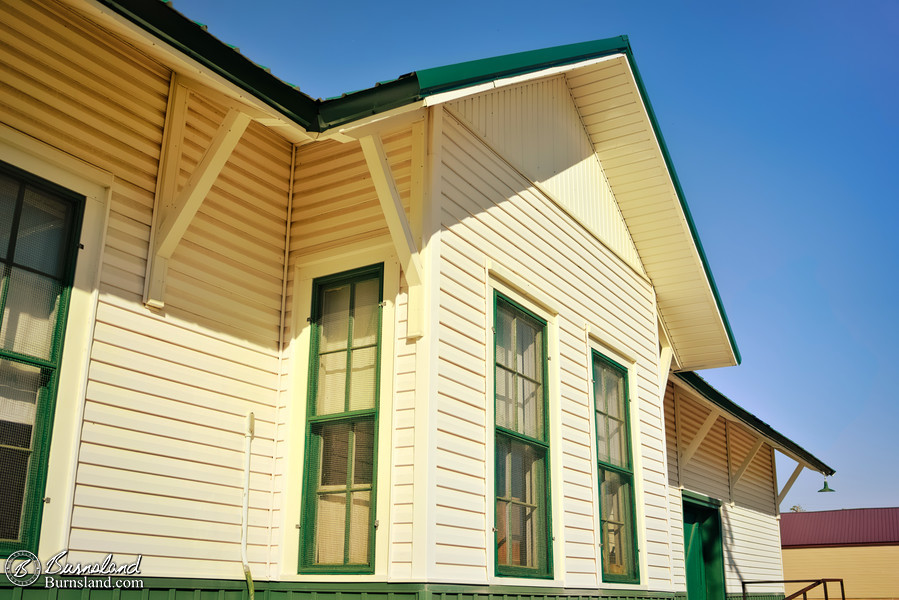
[494,294,551,578]
[300,264,382,572]
[592,351,638,582]
[0,162,82,555]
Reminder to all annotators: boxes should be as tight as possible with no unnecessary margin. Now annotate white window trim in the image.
[278,242,400,581]
[485,261,563,587]
[586,326,649,588]
[0,124,112,561]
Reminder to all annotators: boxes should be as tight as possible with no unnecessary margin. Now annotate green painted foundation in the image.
[0,579,785,600]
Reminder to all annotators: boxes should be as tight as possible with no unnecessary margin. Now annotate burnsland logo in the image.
[4,550,41,587]
[4,551,143,588]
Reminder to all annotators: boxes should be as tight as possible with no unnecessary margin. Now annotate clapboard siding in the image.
[0,0,295,576]
[435,111,668,587]
[448,76,643,274]
[665,386,783,593]
[391,277,417,579]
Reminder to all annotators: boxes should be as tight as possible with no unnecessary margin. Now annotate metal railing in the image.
[742,579,845,600]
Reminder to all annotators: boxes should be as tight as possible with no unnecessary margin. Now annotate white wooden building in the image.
[0,2,833,600]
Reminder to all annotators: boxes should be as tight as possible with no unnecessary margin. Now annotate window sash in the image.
[0,162,82,557]
[300,265,383,573]
[493,293,552,578]
[591,351,638,583]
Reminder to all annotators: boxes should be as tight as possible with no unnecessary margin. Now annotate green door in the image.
[683,499,725,600]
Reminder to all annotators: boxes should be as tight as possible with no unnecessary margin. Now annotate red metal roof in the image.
[780,507,899,547]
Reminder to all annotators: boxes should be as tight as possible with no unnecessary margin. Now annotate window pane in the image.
[600,469,635,578]
[0,446,29,541]
[319,284,350,353]
[0,173,18,260]
[518,377,543,440]
[347,490,371,564]
[353,420,374,485]
[0,360,42,439]
[0,359,41,544]
[605,368,622,419]
[495,367,515,431]
[495,303,514,369]
[496,434,545,570]
[1,267,63,361]
[318,423,349,487]
[596,413,609,463]
[314,493,346,564]
[352,277,380,347]
[608,417,624,467]
[516,318,541,381]
[316,352,347,415]
[348,346,376,411]
[15,187,70,277]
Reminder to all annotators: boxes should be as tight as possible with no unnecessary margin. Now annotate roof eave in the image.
[674,371,834,476]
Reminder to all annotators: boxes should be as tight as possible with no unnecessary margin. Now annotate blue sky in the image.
[173,0,899,511]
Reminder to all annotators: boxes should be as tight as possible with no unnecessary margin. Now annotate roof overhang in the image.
[413,41,741,370]
[61,3,740,369]
[673,371,834,476]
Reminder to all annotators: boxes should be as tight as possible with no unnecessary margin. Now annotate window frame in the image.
[592,350,640,584]
[0,160,84,557]
[299,263,384,574]
[492,291,554,579]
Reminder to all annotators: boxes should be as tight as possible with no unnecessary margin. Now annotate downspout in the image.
[242,412,256,600]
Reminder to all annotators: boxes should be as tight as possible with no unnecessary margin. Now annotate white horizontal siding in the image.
[434,111,667,587]
[0,0,295,577]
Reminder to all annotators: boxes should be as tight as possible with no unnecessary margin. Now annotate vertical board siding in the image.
[448,76,643,275]
[666,388,784,593]
[0,0,294,578]
[436,113,668,587]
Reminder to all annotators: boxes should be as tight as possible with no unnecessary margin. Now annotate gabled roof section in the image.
[675,371,834,476]
[87,1,740,368]
[781,508,899,547]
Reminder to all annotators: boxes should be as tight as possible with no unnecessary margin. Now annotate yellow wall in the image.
[782,545,899,600]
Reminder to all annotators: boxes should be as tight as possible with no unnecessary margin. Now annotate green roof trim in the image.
[95,0,319,130]
[675,372,834,476]
[95,1,740,362]
[415,37,631,96]
[622,53,742,365]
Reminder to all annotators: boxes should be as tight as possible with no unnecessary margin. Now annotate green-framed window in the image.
[300,264,383,573]
[493,293,552,578]
[592,351,638,583]
[0,161,83,556]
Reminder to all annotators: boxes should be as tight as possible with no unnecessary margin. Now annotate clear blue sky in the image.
[174,0,899,511]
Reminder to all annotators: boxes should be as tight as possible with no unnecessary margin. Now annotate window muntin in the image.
[593,352,638,582]
[301,264,383,572]
[0,162,82,555]
[494,294,551,578]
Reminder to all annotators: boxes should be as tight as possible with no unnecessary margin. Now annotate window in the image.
[592,351,638,582]
[300,264,383,572]
[0,161,82,556]
[494,293,552,578]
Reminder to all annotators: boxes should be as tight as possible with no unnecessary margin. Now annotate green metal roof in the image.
[675,372,834,476]
[98,0,739,364]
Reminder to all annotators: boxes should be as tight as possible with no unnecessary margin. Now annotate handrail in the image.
[742,579,845,600]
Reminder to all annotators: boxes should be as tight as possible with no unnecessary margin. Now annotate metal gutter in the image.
[674,371,834,476]
[94,0,319,130]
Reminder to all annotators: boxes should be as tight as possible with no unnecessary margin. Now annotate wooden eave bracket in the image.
[680,407,720,468]
[730,436,764,489]
[359,133,424,339]
[777,463,804,506]
[144,74,253,308]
